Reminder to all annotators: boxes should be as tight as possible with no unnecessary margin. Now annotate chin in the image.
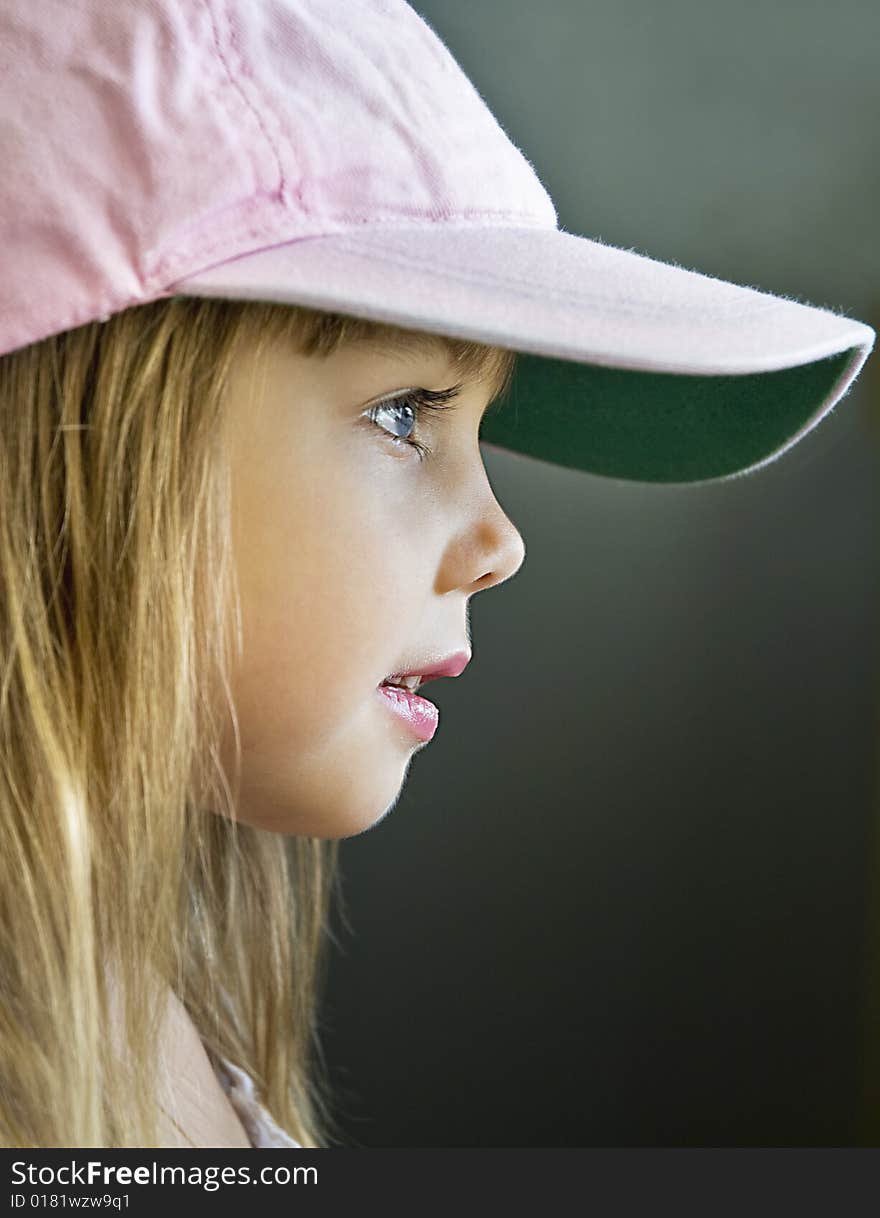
[312,761,416,839]
[259,797,403,840]
[229,753,418,839]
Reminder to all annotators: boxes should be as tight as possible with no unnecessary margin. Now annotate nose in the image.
[469,503,526,594]
[438,479,526,597]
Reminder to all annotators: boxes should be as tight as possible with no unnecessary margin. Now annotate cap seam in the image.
[200,0,291,208]
[147,211,553,284]
[325,235,789,320]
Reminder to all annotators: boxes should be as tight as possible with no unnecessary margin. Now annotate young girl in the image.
[0,293,522,1148]
[0,1,873,1148]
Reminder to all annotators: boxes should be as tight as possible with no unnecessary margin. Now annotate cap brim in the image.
[165,224,876,485]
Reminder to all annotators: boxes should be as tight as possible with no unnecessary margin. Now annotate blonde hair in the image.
[0,294,516,1147]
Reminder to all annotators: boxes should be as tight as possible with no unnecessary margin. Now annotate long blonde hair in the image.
[0,294,516,1147]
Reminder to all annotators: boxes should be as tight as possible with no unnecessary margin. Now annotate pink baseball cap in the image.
[0,0,874,484]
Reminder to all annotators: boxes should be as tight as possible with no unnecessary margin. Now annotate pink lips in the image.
[377,650,471,742]
[377,683,439,742]
[387,650,471,686]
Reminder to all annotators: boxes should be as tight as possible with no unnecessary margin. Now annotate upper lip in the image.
[383,650,471,687]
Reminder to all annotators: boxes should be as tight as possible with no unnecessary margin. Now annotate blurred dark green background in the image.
[320,0,880,1146]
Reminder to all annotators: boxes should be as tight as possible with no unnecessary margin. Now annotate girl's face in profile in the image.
[219,335,525,838]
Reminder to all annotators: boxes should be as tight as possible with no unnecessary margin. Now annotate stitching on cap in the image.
[328,235,787,320]
[200,0,287,202]
[146,212,551,285]
[140,19,249,280]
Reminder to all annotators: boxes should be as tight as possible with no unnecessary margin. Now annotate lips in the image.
[380,649,471,691]
[377,682,440,742]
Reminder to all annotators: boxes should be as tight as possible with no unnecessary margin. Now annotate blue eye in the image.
[364,385,463,462]
[367,397,424,454]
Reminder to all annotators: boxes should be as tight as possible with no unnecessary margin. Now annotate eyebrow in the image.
[351,332,512,407]
[351,330,454,362]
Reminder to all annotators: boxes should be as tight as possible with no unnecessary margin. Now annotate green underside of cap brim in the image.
[480,348,856,484]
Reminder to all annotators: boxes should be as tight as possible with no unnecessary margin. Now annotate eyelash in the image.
[364,385,463,462]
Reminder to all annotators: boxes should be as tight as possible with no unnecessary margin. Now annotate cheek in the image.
[219,473,441,834]
[229,465,428,751]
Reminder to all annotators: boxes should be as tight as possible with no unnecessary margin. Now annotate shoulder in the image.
[157,988,252,1149]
